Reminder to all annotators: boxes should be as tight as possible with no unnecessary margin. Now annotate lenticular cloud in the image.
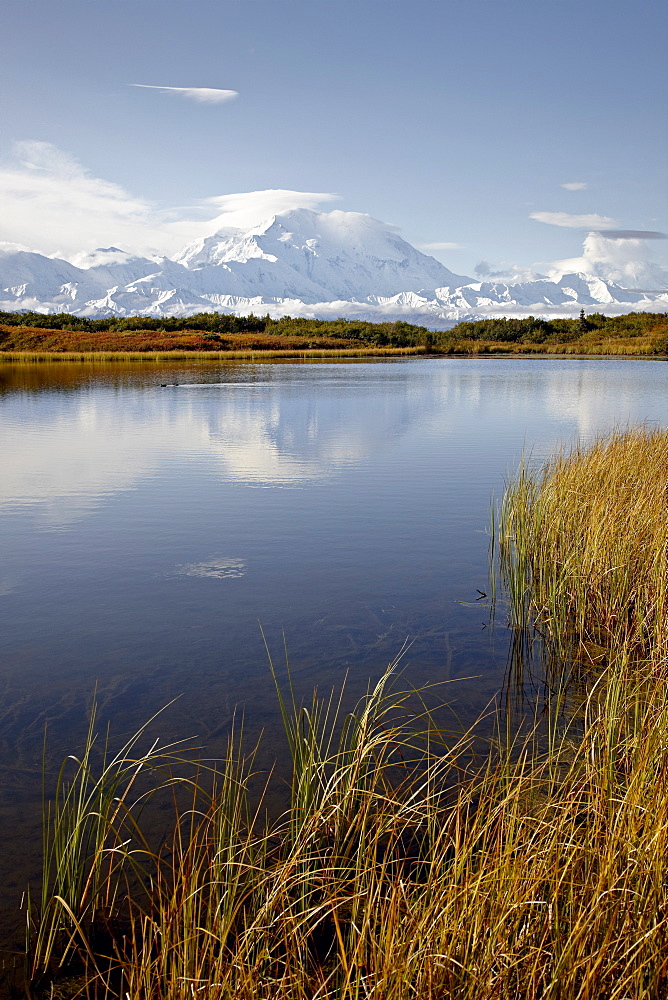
[531,211,617,230]
[131,85,238,104]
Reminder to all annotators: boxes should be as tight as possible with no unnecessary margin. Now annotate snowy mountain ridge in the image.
[0,209,666,327]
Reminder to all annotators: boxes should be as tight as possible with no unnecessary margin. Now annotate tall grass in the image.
[26,703,185,992]
[23,427,668,999]
[498,427,668,673]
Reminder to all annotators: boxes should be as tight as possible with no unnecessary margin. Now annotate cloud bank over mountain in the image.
[549,231,668,290]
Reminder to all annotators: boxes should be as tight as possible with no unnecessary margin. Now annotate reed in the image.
[498,426,668,674]
[23,428,668,998]
[25,677,668,997]
[27,702,185,992]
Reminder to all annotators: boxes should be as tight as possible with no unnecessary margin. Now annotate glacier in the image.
[0,209,666,327]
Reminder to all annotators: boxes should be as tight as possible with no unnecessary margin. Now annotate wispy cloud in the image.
[530,211,617,229]
[131,85,238,104]
[474,259,504,278]
[0,141,159,256]
[419,241,462,251]
[474,259,540,282]
[561,181,588,191]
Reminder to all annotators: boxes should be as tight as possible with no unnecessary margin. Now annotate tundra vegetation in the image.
[0,310,667,358]
[15,425,668,999]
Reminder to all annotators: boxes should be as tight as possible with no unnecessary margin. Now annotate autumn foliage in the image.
[0,326,364,353]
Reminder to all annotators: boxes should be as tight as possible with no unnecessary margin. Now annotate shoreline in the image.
[0,344,666,362]
[0,346,424,362]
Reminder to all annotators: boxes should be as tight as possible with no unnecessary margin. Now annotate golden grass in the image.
[0,347,424,363]
[1,342,657,362]
[443,336,663,355]
[25,661,668,999]
[22,428,668,999]
[2,332,666,362]
[498,426,668,671]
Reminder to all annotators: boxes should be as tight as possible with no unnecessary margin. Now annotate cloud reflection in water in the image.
[166,557,246,580]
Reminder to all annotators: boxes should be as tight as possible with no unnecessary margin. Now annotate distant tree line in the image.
[442,312,667,345]
[0,312,436,348]
[0,309,665,352]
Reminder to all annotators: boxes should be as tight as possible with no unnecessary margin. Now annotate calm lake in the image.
[0,355,666,942]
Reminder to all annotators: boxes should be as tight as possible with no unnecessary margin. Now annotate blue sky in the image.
[1,0,666,279]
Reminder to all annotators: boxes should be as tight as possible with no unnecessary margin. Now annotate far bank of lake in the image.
[1,309,667,359]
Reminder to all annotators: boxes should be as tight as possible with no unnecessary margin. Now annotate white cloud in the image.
[0,141,161,257]
[549,232,668,289]
[0,240,32,254]
[131,85,238,104]
[561,182,588,191]
[0,142,339,257]
[419,241,462,251]
[531,211,617,229]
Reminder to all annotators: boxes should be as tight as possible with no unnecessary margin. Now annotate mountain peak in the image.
[172,207,471,300]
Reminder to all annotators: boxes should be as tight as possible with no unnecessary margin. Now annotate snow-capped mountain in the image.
[0,209,666,327]
[171,209,471,301]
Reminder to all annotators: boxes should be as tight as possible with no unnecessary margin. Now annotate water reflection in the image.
[166,557,247,580]
[4,359,665,531]
[542,363,664,438]
[0,356,666,944]
[1,370,433,524]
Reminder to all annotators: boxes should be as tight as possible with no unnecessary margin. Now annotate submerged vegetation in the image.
[14,427,668,999]
[0,309,667,358]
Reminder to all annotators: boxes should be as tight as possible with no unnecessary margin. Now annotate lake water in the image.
[0,355,666,943]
